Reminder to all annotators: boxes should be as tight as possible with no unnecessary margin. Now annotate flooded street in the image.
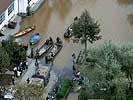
[20,0,133,74]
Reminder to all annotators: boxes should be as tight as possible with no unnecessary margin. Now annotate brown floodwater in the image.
[20,0,133,73]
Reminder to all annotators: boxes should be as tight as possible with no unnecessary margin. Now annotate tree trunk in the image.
[84,40,87,63]
[128,75,133,90]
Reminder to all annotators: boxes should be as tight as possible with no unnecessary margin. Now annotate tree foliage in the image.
[14,84,44,100]
[72,10,101,43]
[78,88,89,100]
[119,44,133,90]
[72,10,101,62]
[0,47,10,70]
[56,79,71,98]
[79,41,133,100]
[3,37,26,66]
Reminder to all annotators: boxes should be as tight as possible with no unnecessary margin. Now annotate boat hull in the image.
[64,24,73,38]
[13,26,35,38]
[46,42,63,61]
[29,33,41,45]
[35,41,53,58]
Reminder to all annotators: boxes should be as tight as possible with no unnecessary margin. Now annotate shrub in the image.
[56,79,71,98]
[78,88,89,100]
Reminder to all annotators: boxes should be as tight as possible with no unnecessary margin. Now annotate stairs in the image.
[76,50,86,65]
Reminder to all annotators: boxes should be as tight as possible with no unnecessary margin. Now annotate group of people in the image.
[45,36,62,45]
[64,16,78,38]
[12,61,28,85]
[13,60,28,77]
[72,53,83,85]
[65,27,72,38]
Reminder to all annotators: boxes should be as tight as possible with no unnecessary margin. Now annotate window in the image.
[28,0,32,4]
[8,3,14,16]
[0,13,5,24]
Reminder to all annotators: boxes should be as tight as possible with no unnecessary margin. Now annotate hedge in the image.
[56,79,71,98]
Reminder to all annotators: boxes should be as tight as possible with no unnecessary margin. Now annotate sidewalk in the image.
[43,70,58,99]
[67,93,79,100]
[0,16,21,41]
[19,59,35,84]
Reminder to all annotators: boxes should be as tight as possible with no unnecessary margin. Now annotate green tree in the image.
[78,41,132,100]
[119,44,133,90]
[3,37,26,66]
[91,65,127,100]
[14,84,44,100]
[78,88,89,100]
[72,10,101,63]
[0,47,10,71]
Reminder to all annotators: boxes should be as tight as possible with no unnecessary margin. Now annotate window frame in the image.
[0,13,5,24]
[8,2,14,16]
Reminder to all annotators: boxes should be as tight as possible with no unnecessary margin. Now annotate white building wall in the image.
[0,12,6,29]
[14,0,19,15]
[0,0,18,29]
[0,0,41,29]
[6,3,15,21]
[18,0,40,13]
[18,0,26,13]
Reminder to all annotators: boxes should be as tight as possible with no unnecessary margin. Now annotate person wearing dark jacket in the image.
[26,78,30,84]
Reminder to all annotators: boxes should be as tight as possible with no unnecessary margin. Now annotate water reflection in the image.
[127,14,133,25]
[117,0,133,6]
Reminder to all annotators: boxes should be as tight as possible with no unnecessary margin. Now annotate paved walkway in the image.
[19,59,35,84]
[67,93,79,100]
[0,16,21,41]
[43,70,58,99]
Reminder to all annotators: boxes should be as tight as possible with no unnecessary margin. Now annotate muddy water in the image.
[20,0,133,74]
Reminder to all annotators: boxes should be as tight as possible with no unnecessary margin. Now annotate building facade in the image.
[0,0,40,29]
